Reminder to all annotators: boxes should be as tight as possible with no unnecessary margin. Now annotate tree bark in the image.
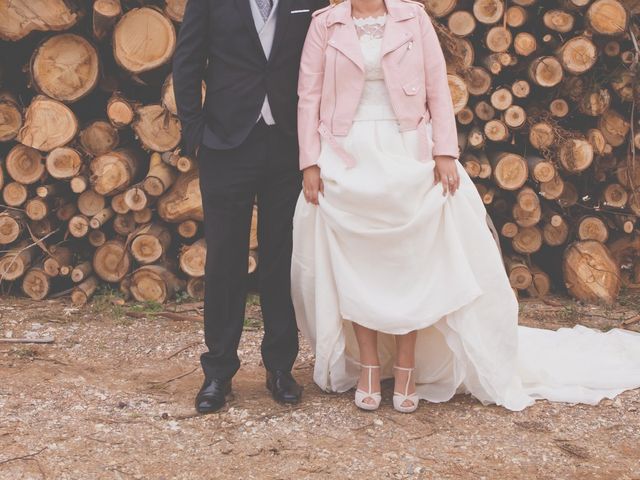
[93,0,122,41]
[157,170,203,223]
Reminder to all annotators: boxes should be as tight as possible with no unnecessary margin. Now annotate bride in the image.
[291,0,640,413]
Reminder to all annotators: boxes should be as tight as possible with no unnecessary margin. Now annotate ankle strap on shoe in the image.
[393,365,414,396]
[393,365,414,372]
[359,364,380,395]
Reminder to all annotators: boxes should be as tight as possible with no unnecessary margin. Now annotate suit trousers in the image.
[197,120,301,380]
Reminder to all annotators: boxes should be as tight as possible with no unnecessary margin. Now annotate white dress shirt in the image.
[249,0,279,125]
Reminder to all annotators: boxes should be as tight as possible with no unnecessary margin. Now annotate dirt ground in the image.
[1,291,640,480]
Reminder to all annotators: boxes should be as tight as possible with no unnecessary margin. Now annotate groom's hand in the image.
[303,165,324,205]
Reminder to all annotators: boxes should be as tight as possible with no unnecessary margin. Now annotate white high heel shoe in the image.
[393,366,419,413]
[354,364,382,411]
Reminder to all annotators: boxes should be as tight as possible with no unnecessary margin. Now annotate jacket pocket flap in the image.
[403,82,422,96]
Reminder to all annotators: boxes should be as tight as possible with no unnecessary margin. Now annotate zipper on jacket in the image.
[331,29,338,133]
[383,42,411,124]
[398,41,413,64]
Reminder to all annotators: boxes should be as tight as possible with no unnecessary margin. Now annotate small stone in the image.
[166,420,180,431]
[373,418,383,426]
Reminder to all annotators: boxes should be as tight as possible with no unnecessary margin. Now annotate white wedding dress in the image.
[291,15,640,411]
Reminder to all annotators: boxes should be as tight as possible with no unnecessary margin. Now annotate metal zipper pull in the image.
[399,41,413,63]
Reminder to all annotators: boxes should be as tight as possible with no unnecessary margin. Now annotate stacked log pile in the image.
[426,0,640,303]
[0,0,638,305]
[0,0,259,306]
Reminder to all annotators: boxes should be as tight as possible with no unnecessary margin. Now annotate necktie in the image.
[255,0,273,22]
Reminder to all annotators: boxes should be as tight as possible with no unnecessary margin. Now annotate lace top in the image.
[353,15,397,121]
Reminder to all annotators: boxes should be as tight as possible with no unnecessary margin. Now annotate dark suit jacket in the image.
[173,0,329,156]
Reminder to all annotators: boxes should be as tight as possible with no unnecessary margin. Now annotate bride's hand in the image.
[303,165,324,205]
[433,156,460,196]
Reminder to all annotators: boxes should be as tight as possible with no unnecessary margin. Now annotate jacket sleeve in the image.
[172,0,209,157]
[297,16,327,170]
[418,9,459,160]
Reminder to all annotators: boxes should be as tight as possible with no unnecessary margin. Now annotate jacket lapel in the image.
[381,1,415,57]
[235,0,268,61]
[270,0,293,60]
[327,2,365,71]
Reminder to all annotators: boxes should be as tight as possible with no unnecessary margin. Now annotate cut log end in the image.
[107,94,135,127]
[133,105,181,152]
[22,268,51,301]
[563,241,621,304]
[80,121,119,157]
[93,240,131,283]
[529,57,564,87]
[492,153,528,191]
[577,216,609,242]
[17,96,78,152]
[0,98,23,142]
[179,239,206,278]
[0,0,81,41]
[586,0,628,36]
[113,7,176,75]
[31,34,99,103]
[6,145,45,185]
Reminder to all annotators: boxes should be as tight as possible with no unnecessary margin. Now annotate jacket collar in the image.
[326,0,416,26]
[325,0,416,71]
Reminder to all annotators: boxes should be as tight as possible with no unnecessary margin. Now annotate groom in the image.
[173,0,329,413]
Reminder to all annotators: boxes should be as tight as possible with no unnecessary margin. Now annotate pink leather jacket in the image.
[297,0,459,170]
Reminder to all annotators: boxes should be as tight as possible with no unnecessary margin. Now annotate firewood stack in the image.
[0,0,258,306]
[424,0,640,304]
[0,0,638,305]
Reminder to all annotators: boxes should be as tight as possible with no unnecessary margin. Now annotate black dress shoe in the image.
[266,370,302,404]
[195,378,232,414]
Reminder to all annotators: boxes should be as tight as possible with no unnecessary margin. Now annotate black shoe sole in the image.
[195,403,226,415]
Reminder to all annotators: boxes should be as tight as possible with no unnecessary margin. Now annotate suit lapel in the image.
[270,0,293,61]
[234,0,268,61]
